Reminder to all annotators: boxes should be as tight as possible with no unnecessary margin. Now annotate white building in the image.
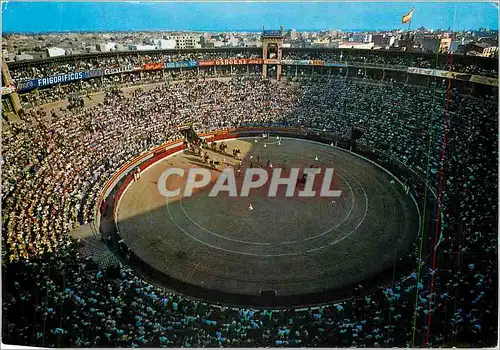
[213,40,225,48]
[349,34,372,43]
[226,37,240,47]
[65,49,84,56]
[311,38,331,48]
[327,30,342,38]
[129,44,156,51]
[338,42,374,49]
[2,50,11,62]
[14,53,34,61]
[164,34,199,49]
[115,44,127,52]
[467,42,498,57]
[152,39,176,50]
[47,47,66,57]
[97,42,117,52]
[372,34,395,49]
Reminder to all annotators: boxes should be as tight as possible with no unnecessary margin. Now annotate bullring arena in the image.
[114,135,420,305]
[2,27,498,345]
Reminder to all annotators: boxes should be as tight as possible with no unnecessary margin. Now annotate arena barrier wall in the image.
[95,125,439,235]
[93,126,314,238]
[94,126,306,224]
[93,127,438,307]
[92,128,235,234]
[106,127,309,221]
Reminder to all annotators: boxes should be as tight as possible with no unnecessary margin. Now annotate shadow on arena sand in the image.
[111,138,421,307]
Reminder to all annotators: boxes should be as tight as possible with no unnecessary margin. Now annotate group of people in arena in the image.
[2,68,497,347]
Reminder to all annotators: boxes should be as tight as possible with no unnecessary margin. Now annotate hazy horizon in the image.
[2,2,498,34]
[3,27,499,35]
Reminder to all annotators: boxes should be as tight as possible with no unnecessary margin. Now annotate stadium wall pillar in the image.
[8,93,22,115]
[2,57,22,115]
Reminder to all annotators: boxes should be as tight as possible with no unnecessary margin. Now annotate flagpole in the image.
[407,7,414,32]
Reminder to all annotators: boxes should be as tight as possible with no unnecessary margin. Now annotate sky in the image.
[2,2,498,33]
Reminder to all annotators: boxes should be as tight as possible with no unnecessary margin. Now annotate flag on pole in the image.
[402,9,414,24]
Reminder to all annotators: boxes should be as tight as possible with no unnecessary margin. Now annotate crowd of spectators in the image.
[283,51,498,77]
[9,49,497,86]
[9,51,259,83]
[9,49,497,110]
[10,56,132,83]
[18,66,266,109]
[2,73,497,347]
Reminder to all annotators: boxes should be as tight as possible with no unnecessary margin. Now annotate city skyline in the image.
[2,2,499,34]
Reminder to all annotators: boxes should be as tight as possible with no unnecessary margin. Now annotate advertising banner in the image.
[198,60,216,66]
[165,61,198,69]
[469,75,498,86]
[408,67,498,85]
[215,58,249,65]
[198,58,263,66]
[311,60,325,66]
[281,60,297,65]
[41,71,86,87]
[17,71,90,92]
[441,71,472,81]
[408,67,453,77]
[263,59,280,64]
[436,70,456,78]
[37,71,87,87]
[408,67,482,83]
[407,67,456,77]
[407,67,433,75]
[296,60,314,66]
[1,84,16,95]
[143,62,165,71]
[103,67,132,75]
[16,80,39,92]
[87,69,104,78]
[324,61,347,67]
[247,58,264,64]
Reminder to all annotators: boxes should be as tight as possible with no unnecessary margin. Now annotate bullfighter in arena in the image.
[133,167,141,182]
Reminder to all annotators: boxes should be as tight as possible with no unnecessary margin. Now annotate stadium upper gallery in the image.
[1,1,498,348]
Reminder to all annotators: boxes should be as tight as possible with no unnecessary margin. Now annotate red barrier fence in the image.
[112,143,186,219]
[96,127,303,226]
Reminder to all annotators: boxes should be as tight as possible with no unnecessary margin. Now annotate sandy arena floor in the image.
[116,137,419,300]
